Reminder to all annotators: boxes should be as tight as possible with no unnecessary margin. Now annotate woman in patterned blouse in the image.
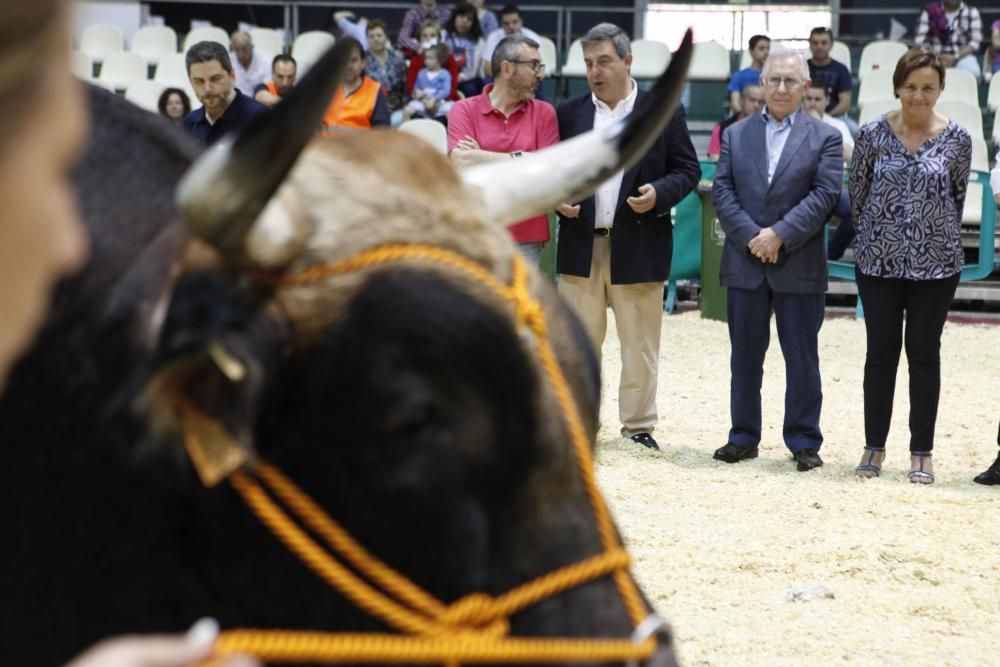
[849,48,971,484]
[364,19,408,116]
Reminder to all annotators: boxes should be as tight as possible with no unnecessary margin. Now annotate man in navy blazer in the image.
[711,50,842,471]
[555,23,700,451]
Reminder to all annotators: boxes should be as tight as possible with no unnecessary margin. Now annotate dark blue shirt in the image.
[808,59,852,114]
[182,88,269,145]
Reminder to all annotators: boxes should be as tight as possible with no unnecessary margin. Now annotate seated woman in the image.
[405,20,460,102]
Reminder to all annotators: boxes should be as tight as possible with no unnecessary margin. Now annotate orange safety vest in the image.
[323,77,381,130]
[265,81,279,96]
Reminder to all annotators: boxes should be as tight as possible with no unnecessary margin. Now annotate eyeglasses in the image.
[764,77,803,91]
[509,59,546,73]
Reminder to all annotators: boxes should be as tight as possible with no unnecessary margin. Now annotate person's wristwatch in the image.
[510,151,524,159]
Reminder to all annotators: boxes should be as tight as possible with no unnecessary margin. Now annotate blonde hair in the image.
[0,2,65,148]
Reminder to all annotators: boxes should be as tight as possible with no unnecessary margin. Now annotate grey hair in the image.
[186,40,234,74]
[761,50,809,81]
[491,34,539,77]
[581,22,631,59]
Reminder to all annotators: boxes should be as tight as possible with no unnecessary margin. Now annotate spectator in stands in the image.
[323,37,391,130]
[481,6,542,78]
[707,84,763,160]
[728,34,770,115]
[403,43,453,121]
[398,0,450,57]
[229,31,272,97]
[915,0,983,80]
[157,87,191,123]
[804,77,855,260]
[448,35,557,264]
[469,0,499,41]
[253,54,297,109]
[988,19,1000,74]
[183,41,269,145]
[555,22,700,452]
[850,48,971,484]
[362,19,408,122]
[973,421,1000,484]
[334,11,369,50]
[445,2,486,97]
[807,27,858,137]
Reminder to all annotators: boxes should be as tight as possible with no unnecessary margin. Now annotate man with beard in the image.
[182,41,268,145]
[254,54,298,108]
[322,37,391,130]
[447,35,558,264]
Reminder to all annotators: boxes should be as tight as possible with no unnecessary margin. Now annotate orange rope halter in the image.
[203,244,664,666]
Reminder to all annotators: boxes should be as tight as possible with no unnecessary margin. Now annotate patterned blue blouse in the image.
[849,115,971,280]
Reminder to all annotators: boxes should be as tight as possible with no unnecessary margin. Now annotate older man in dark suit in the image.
[555,23,700,451]
[711,50,842,471]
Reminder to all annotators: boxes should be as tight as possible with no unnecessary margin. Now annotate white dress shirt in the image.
[231,49,272,97]
[592,79,638,229]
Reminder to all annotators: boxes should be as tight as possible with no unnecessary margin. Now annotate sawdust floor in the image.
[593,310,999,666]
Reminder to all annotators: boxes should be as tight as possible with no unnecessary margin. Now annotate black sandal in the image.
[855,446,885,478]
[908,452,934,485]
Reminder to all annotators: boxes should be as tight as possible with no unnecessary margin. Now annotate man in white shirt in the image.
[230,31,272,97]
[480,6,541,78]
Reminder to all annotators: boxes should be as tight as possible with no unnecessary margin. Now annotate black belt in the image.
[594,228,611,237]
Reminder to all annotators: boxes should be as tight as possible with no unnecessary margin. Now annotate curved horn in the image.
[462,29,694,227]
[176,39,353,256]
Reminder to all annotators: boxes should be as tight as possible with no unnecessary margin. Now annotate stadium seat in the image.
[153,53,197,104]
[858,97,900,126]
[90,79,117,93]
[98,51,147,91]
[858,40,908,80]
[399,118,448,154]
[296,58,315,77]
[963,135,989,223]
[536,36,558,76]
[250,28,284,58]
[987,74,1000,111]
[79,24,124,65]
[688,41,729,81]
[125,79,166,113]
[182,26,230,53]
[940,68,978,103]
[292,31,335,63]
[936,99,983,137]
[131,26,177,66]
[630,39,670,79]
[71,50,94,80]
[561,38,585,78]
[857,69,895,109]
[832,41,853,72]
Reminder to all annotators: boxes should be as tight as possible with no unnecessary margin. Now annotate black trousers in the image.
[855,270,961,452]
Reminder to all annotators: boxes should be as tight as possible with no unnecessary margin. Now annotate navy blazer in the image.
[711,108,843,294]
[555,90,700,284]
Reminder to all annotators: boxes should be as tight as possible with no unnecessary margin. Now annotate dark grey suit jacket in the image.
[711,107,843,294]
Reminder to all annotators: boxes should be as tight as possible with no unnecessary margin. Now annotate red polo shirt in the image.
[447,84,559,243]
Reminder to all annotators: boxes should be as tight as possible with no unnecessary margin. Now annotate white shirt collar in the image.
[592,78,638,115]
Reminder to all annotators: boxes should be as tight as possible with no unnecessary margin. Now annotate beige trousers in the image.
[558,236,663,436]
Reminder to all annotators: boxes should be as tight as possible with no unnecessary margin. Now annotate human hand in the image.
[748,227,783,263]
[455,135,480,151]
[625,183,657,214]
[556,203,581,218]
[939,53,956,67]
[333,11,356,21]
[64,619,259,667]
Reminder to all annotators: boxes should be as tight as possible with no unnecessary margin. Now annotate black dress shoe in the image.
[973,453,1000,485]
[713,442,758,463]
[793,449,824,471]
[630,432,659,450]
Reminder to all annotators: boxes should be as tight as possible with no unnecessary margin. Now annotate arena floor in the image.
[593,310,999,666]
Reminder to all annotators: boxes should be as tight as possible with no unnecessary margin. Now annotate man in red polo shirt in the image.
[447,35,558,265]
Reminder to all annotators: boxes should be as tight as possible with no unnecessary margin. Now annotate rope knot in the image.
[437,593,508,636]
[514,297,547,337]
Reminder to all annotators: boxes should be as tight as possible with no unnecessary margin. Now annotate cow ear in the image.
[137,339,263,487]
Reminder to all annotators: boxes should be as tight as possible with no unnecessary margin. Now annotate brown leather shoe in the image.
[713,443,758,463]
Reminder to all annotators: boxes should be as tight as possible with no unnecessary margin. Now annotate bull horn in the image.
[176,38,352,257]
[461,29,693,227]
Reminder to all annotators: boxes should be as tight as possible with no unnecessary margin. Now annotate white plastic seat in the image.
[292,31,335,63]
[131,26,177,66]
[98,51,147,90]
[71,50,94,80]
[399,118,448,154]
[688,41,729,81]
[857,69,895,109]
[963,135,989,223]
[629,39,670,79]
[183,26,230,53]
[153,53,198,104]
[987,74,1000,111]
[858,98,900,126]
[79,24,124,64]
[89,79,117,93]
[125,79,166,112]
[936,99,983,137]
[561,38,585,78]
[296,58,315,77]
[858,40,908,80]
[250,28,285,58]
[536,36,558,76]
[940,68,978,103]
